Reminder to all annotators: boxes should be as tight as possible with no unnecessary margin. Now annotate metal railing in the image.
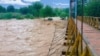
[77,16,100,29]
[62,18,97,56]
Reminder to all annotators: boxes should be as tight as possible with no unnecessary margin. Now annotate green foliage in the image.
[40,8,45,17]
[60,12,67,18]
[25,14,34,19]
[30,2,43,17]
[32,2,43,10]
[54,8,62,16]
[0,6,6,13]
[0,13,23,19]
[20,7,29,14]
[0,2,69,19]
[43,5,55,17]
[7,5,15,12]
[85,0,100,17]
[77,4,83,16]
[0,13,12,19]
[39,6,52,17]
[54,8,69,17]
[12,13,24,19]
[0,13,35,19]
[78,0,100,17]
[63,8,69,17]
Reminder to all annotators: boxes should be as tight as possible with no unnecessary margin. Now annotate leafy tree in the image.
[54,8,69,17]
[31,2,43,17]
[54,8,62,16]
[63,8,69,16]
[40,8,45,17]
[60,12,67,18]
[0,6,6,13]
[15,9,19,13]
[0,2,70,19]
[7,5,15,12]
[20,7,29,14]
[77,4,83,16]
[85,0,100,17]
[28,6,33,14]
[43,5,54,17]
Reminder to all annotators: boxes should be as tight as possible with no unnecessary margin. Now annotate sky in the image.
[0,0,70,8]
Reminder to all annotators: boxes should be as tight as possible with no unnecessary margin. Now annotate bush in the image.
[0,13,25,19]
[25,14,34,19]
[12,13,24,19]
[0,13,35,20]
[0,13,12,19]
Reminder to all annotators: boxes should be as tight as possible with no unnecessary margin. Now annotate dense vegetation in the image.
[0,2,69,19]
[85,0,100,17]
[77,0,100,17]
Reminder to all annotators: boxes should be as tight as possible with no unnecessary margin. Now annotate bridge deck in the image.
[77,20,100,56]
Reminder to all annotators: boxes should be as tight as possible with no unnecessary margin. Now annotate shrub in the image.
[0,13,12,19]
[25,14,34,19]
[12,13,25,19]
[0,13,35,20]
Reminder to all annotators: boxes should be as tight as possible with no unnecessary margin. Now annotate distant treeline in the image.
[0,2,69,19]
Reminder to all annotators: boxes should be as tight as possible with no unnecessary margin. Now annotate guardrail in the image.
[77,16,100,29]
[62,18,97,56]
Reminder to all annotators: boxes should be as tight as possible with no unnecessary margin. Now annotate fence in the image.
[62,18,97,56]
[77,16,100,30]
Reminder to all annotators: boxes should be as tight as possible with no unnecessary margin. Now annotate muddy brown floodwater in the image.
[0,19,66,56]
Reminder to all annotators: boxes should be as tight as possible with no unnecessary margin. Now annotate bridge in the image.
[0,0,99,56]
[47,0,100,56]
[47,17,100,56]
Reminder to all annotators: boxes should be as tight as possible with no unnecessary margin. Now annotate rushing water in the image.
[0,19,66,56]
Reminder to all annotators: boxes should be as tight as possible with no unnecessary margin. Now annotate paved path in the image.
[77,20,100,56]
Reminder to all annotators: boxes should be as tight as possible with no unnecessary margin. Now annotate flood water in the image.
[0,19,66,56]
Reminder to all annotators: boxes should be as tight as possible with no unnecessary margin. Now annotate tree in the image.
[63,8,69,17]
[60,12,67,18]
[0,6,6,13]
[7,5,15,12]
[43,5,54,17]
[77,4,83,16]
[40,8,45,17]
[54,8,62,16]
[28,6,33,14]
[85,0,100,17]
[31,2,43,17]
[20,7,29,14]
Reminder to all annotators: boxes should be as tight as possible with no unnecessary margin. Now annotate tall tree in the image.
[43,5,54,17]
[86,0,100,17]
[7,5,15,12]
[63,8,69,17]
[0,6,6,13]
[54,8,62,16]
[31,2,43,17]
[40,8,45,17]
[20,7,29,14]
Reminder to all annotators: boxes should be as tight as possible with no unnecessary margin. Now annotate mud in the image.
[0,19,66,56]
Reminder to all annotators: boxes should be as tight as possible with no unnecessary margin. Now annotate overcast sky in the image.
[0,0,70,8]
